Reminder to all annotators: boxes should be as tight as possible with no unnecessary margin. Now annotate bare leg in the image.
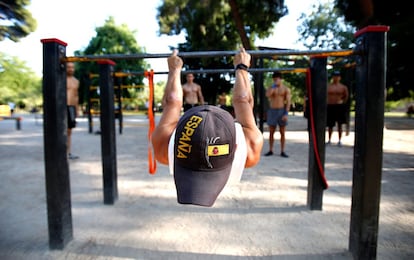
[328,127,333,143]
[280,125,286,153]
[279,126,289,157]
[337,123,343,146]
[67,128,78,159]
[266,126,276,155]
[67,128,72,155]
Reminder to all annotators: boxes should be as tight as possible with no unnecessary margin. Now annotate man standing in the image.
[182,73,205,112]
[264,72,291,158]
[66,62,80,159]
[326,70,349,146]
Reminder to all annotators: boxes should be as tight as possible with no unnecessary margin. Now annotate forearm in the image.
[265,87,273,97]
[151,60,183,164]
[75,97,80,116]
[198,92,205,104]
[233,69,255,126]
[232,47,264,168]
[284,101,291,113]
[284,91,291,113]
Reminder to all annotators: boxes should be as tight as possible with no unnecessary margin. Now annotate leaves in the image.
[0,0,37,42]
[0,52,41,106]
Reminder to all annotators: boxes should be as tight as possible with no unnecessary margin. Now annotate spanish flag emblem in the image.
[207,144,229,156]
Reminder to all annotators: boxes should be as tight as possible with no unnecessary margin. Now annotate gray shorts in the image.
[267,108,287,127]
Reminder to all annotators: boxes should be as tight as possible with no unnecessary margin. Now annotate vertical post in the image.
[41,38,73,249]
[114,76,123,134]
[349,25,389,259]
[86,75,93,134]
[255,58,265,132]
[307,57,327,210]
[98,60,118,204]
[16,118,21,130]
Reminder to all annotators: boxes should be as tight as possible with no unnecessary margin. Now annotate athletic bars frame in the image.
[41,26,389,259]
[65,49,355,63]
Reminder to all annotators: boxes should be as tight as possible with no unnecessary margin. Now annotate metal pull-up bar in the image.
[65,49,355,62]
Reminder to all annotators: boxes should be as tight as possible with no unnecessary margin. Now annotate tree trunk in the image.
[228,0,252,50]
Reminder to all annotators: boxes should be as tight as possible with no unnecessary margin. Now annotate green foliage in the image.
[158,0,286,46]
[73,17,150,107]
[336,0,413,101]
[0,52,41,108]
[154,80,166,107]
[0,0,37,42]
[297,2,355,50]
[157,0,288,103]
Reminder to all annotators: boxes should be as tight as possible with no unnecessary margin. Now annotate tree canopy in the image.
[74,17,149,107]
[0,0,37,42]
[336,0,413,100]
[298,2,355,50]
[0,52,41,108]
[157,0,288,104]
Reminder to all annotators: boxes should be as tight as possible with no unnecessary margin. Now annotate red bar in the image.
[97,59,116,66]
[354,25,390,38]
[40,38,67,46]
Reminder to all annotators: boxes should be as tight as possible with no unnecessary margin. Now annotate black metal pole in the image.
[41,38,73,249]
[114,76,123,134]
[86,75,93,133]
[257,58,265,132]
[98,60,118,204]
[349,25,389,260]
[307,57,327,210]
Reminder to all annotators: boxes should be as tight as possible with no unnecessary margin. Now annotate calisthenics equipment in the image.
[41,25,389,259]
[65,49,354,62]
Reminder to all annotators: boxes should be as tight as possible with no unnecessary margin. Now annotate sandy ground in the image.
[0,112,413,260]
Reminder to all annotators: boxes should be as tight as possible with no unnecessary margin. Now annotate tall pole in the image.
[349,25,389,260]
[98,60,119,205]
[307,57,328,210]
[41,38,73,249]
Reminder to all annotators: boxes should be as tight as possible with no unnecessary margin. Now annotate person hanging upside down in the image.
[151,47,263,207]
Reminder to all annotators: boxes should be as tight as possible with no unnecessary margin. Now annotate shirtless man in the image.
[66,62,80,159]
[326,70,349,146]
[182,73,205,112]
[217,91,227,107]
[264,72,291,157]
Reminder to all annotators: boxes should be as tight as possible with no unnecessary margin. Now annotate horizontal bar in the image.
[65,49,355,63]
[167,67,309,75]
[89,67,309,77]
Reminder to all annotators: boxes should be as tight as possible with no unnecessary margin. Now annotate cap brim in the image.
[174,163,232,207]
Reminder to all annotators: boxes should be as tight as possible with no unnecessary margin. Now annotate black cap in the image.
[173,105,236,207]
[272,72,282,78]
[332,70,341,76]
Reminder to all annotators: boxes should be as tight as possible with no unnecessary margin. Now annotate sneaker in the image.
[68,153,79,160]
[337,141,342,147]
[326,141,331,145]
[264,151,274,156]
[280,152,289,158]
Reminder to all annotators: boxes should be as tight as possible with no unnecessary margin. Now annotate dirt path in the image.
[0,114,413,259]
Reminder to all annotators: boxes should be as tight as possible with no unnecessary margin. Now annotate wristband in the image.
[235,63,248,71]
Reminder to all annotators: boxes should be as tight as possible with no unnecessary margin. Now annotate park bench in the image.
[0,105,22,130]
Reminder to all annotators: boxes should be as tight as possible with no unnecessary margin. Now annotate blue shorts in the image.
[267,108,287,127]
